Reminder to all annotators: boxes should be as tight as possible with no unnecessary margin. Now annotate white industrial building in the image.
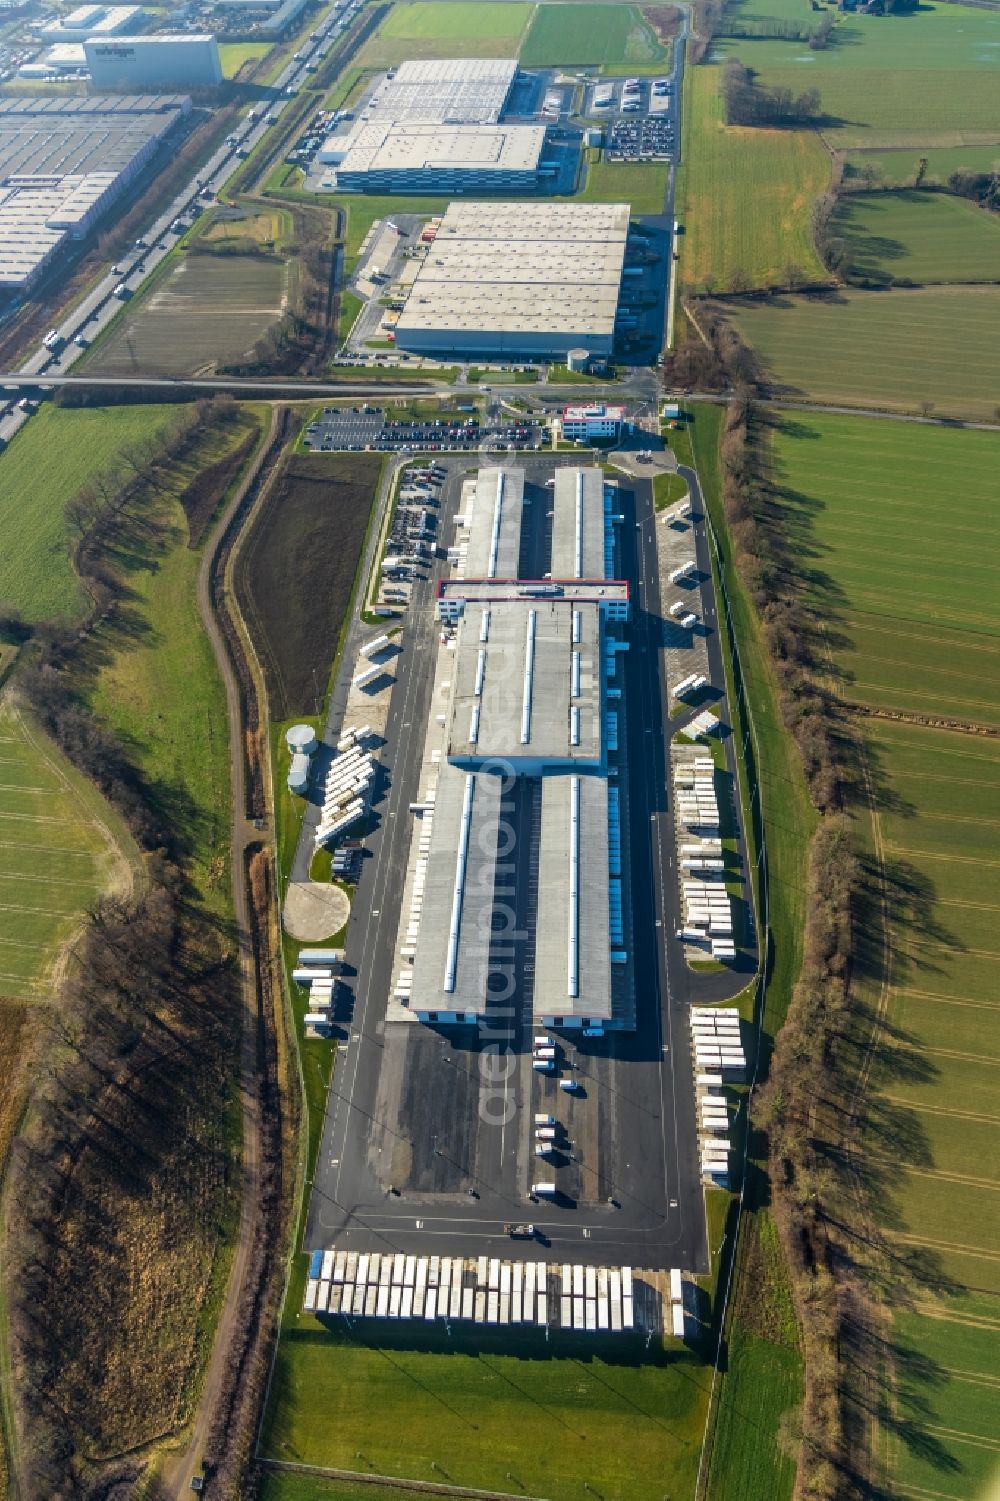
[394,201,630,359]
[326,122,548,195]
[561,404,627,442]
[85,33,222,87]
[39,5,145,39]
[360,57,517,126]
[400,466,634,1030]
[0,95,189,288]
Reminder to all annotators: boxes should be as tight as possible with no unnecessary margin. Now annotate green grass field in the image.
[844,143,1000,189]
[0,704,131,1002]
[767,411,1000,1495]
[86,418,258,910]
[581,157,670,214]
[832,189,1000,285]
[768,415,1000,719]
[263,1322,711,1501]
[357,1,531,65]
[727,284,1000,419]
[218,41,272,77]
[678,64,831,292]
[0,404,183,623]
[520,4,667,69]
[713,4,1000,148]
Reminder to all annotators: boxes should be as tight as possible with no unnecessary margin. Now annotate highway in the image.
[0,0,362,445]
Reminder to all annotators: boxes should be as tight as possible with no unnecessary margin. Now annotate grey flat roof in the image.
[439,579,629,606]
[408,764,503,1015]
[551,467,607,581]
[446,599,603,769]
[534,774,612,1021]
[362,57,517,126]
[462,465,524,579]
[338,121,545,176]
[397,200,628,342]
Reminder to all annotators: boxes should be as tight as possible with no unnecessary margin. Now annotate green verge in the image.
[684,405,810,1498]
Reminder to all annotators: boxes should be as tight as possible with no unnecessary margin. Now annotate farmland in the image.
[262,1320,711,1501]
[726,285,1000,419]
[520,4,668,70]
[85,253,288,378]
[713,4,1000,148]
[832,190,1000,286]
[766,411,1000,1494]
[0,404,182,623]
[677,64,830,293]
[234,452,381,720]
[356,1,531,66]
[845,143,1000,190]
[0,704,131,1002]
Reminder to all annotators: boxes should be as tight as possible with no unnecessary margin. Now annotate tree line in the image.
[721,59,823,127]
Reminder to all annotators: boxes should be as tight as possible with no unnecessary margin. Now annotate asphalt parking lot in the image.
[303,409,545,453]
[608,114,675,162]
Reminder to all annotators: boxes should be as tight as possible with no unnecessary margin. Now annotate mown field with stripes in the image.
[769,413,1000,1499]
[726,285,1000,421]
[0,703,129,1003]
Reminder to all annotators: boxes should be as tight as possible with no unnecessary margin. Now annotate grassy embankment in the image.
[764,411,1000,1498]
[682,407,811,1501]
[676,63,831,293]
[0,405,264,1488]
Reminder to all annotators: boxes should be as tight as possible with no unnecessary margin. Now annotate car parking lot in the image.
[303,409,545,453]
[608,112,675,161]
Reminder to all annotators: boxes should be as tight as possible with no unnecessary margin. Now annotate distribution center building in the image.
[399,466,635,1031]
[394,201,630,359]
[84,34,222,87]
[0,95,189,288]
[360,58,517,126]
[329,122,547,195]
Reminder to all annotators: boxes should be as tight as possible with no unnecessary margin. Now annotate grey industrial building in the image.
[360,57,517,126]
[84,33,222,87]
[394,201,630,359]
[0,95,189,288]
[332,122,547,196]
[403,466,634,1031]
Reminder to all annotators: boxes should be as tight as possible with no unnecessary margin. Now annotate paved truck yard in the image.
[297,446,756,1309]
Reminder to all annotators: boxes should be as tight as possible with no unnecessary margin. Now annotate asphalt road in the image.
[300,453,754,1276]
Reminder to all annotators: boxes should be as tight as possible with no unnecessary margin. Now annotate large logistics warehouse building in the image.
[398,466,635,1031]
[394,201,630,359]
[360,58,517,125]
[0,94,189,288]
[331,122,547,195]
[84,34,222,87]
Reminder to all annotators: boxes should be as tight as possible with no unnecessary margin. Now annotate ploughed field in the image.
[85,253,288,378]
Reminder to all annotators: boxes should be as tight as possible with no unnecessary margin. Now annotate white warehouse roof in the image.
[396,201,629,351]
[361,57,518,125]
[337,121,545,177]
